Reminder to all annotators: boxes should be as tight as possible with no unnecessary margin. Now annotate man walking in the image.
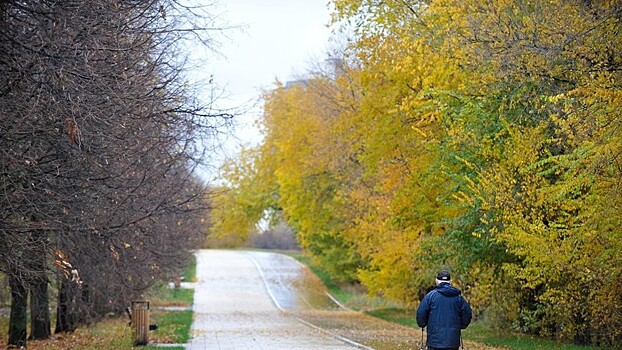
[416,270,472,350]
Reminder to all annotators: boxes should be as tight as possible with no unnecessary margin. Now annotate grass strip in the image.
[149,309,193,344]
[149,286,194,306]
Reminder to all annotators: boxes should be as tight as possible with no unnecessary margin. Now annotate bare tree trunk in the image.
[55,281,79,334]
[8,276,27,348]
[30,278,51,340]
[28,232,52,340]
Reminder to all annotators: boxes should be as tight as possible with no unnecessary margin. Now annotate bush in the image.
[249,222,299,250]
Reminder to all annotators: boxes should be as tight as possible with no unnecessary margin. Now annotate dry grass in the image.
[27,317,134,350]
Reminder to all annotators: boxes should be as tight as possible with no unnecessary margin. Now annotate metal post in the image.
[131,300,150,346]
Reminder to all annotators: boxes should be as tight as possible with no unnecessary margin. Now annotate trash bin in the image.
[131,300,150,346]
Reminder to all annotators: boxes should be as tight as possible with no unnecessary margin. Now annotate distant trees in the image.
[213,0,621,347]
[1,0,228,347]
[250,221,299,250]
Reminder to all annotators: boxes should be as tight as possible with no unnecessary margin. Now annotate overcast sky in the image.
[190,0,333,180]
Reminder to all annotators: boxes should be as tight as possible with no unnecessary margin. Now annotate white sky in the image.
[190,1,333,181]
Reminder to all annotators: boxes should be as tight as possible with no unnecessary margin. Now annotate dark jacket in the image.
[416,282,472,348]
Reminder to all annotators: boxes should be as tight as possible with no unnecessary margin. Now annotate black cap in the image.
[436,270,451,281]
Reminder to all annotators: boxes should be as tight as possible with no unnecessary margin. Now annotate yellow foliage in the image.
[218,0,621,345]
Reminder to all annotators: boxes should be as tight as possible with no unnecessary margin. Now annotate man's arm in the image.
[416,293,431,328]
[460,296,473,329]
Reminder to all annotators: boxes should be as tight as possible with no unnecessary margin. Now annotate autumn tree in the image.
[214,0,620,346]
[207,146,280,247]
[423,0,622,344]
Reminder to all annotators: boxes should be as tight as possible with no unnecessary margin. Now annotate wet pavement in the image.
[185,249,500,350]
[185,249,365,350]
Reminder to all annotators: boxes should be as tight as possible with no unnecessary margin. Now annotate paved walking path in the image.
[185,249,361,350]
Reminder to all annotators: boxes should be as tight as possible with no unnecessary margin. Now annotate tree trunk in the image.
[29,277,51,339]
[8,276,27,348]
[55,280,79,333]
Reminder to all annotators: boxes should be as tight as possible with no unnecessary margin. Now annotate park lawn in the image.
[148,308,193,345]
